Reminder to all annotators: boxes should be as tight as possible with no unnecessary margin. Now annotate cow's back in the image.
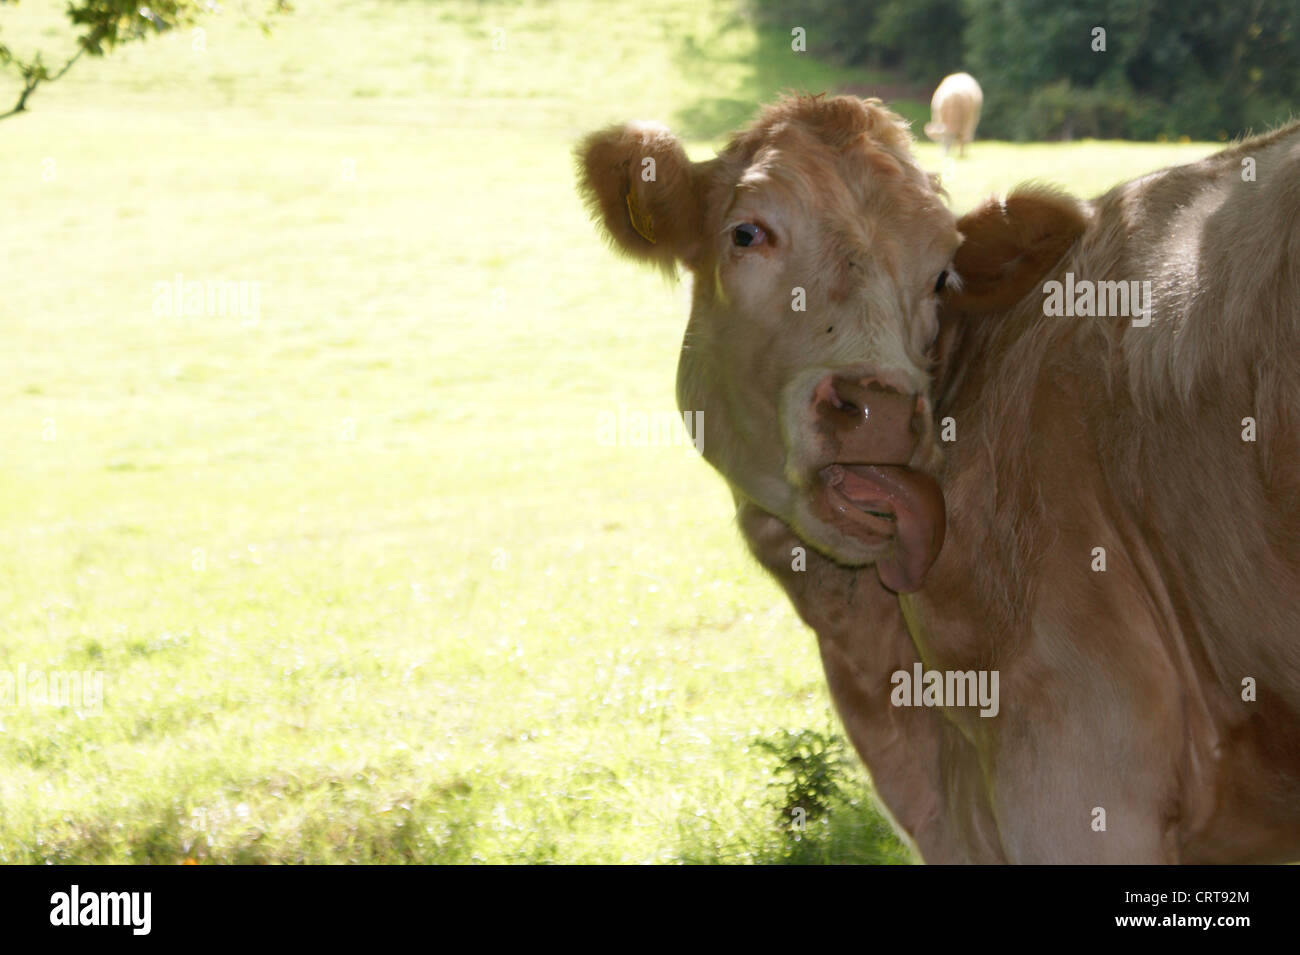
[1113,124,1300,857]
[926,122,1300,860]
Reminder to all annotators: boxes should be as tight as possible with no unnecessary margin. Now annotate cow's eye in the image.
[934,270,949,294]
[733,223,767,248]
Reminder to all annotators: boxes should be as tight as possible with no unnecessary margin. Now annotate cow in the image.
[924,72,982,157]
[575,93,1300,863]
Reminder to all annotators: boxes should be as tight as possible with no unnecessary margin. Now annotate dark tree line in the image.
[752,0,1300,140]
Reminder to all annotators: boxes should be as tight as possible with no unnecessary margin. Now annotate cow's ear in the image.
[575,122,705,273]
[944,187,1089,314]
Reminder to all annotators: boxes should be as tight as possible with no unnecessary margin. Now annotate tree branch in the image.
[0,1,288,123]
[0,35,94,122]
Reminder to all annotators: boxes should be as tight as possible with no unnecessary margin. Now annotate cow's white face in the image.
[578,96,962,591]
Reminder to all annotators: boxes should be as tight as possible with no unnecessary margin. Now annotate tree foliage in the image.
[750,0,1300,140]
[0,0,290,121]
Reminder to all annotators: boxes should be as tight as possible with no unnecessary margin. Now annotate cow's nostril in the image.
[812,373,918,432]
[820,384,860,417]
[811,371,921,465]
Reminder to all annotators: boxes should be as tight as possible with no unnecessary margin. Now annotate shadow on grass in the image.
[753,796,914,865]
[674,97,762,142]
[668,5,930,141]
[15,772,486,864]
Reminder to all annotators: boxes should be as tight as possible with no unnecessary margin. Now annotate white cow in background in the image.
[924,72,982,157]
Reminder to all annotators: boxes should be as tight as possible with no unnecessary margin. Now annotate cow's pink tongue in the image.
[842,464,946,593]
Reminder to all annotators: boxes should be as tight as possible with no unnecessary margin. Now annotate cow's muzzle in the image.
[808,372,946,593]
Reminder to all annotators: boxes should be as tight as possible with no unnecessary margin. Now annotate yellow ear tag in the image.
[625,189,656,244]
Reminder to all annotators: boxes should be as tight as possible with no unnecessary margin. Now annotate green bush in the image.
[964,0,1300,140]
[751,727,912,864]
[748,0,1300,140]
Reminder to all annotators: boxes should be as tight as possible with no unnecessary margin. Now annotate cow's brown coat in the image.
[577,95,1300,862]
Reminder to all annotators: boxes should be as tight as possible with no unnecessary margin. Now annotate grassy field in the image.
[0,0,1219,863]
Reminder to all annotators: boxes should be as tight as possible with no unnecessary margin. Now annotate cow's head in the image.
[576,95,1082,593]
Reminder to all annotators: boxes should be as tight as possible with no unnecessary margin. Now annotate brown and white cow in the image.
[576,94,1300,863]
[924,72,982,157]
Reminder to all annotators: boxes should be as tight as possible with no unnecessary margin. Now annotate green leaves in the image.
[0,0,289,120]
[963,0,1300,140]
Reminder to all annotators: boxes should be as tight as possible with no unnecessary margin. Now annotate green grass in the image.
[0,0,1220,863]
